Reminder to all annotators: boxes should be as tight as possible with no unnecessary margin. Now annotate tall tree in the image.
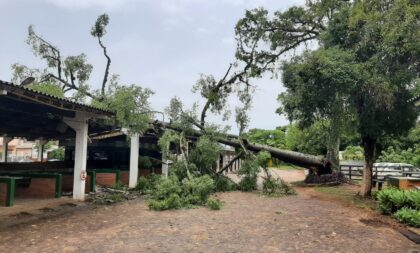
[278,47,358,170]
[235,0,351,169]
[238,0,419,196]
[13,14,155,135]
[12,14,112,101]
[91,14,111,99]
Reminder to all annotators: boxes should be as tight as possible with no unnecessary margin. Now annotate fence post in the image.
[349,166,352,180]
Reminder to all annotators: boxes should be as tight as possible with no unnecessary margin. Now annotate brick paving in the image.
[0,190,418,253]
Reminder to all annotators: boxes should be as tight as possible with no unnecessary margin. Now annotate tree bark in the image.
[360,136,376,197]
[98,37,111,98]
[326,121,340,171]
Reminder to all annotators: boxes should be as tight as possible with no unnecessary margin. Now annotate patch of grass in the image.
[314,185,376,210]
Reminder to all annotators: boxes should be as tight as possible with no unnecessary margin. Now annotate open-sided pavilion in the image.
[0,80,130,201]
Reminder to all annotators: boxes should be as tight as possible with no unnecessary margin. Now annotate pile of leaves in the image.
[373,188,420,227]
[304,172,348,185]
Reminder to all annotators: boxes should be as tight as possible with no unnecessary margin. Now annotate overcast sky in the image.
[0,0,305,133]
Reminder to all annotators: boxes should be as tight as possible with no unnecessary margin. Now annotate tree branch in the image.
[42,73,96,99]
[217,151,243,174]
[98,37,111,98]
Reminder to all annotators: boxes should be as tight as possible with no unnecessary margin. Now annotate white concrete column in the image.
[129,133,139,188]
[64,113,88,200]
[1,137,12,163]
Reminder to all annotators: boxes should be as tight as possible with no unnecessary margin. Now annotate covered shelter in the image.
[0,80,114,200]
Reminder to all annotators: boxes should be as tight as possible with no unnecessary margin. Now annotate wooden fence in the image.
[339,165,419,181]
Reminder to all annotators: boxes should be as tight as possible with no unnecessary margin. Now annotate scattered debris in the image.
[88,186,142,205]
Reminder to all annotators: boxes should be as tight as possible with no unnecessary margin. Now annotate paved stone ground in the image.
[0,169,418,253]
[0,190,418,252]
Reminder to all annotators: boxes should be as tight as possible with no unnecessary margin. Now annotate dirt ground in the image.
[0,170,418,253]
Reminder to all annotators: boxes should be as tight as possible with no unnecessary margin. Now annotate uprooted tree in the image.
[153,29,330,194]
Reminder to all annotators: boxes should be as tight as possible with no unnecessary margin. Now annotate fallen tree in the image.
[153,121,331,174]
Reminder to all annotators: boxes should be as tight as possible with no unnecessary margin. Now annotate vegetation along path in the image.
[0,189,418,252]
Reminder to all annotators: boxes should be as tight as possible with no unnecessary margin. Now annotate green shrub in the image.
[135,176,149,192]
[206,198,223,210]
[375,188,416,214]
[215,176,237,192]
[147,176,182,210]
[148,193,182,210]
[182,175,215,205]
[263,177,296,197]
[388,190,409,210]
[394,208,420,227]
[152,176,182,199]
[48,147,65,160]
[238,175,258,192]
[262,176,278,195]
[379,145,420,167]
[135,174,162,193]
[375,188,401,214]
[406,190,420,210]
[342,146,364,161]
[168,161,190,180]
[146,175,219,210]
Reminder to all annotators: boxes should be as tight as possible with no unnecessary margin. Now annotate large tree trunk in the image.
[360,136,376,197]
[155,121,330,173]
[326,122,340,171]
